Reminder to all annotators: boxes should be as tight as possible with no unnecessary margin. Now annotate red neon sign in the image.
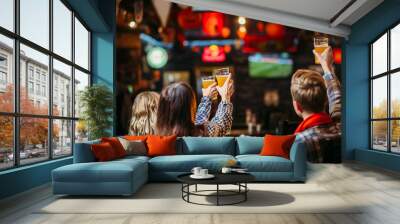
[202,45,226,62]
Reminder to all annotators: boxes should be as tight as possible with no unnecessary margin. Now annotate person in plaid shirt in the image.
[195,75,234,136]
[291,47,341,162]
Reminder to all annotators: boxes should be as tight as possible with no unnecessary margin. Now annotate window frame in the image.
[0,0,92,171]
[370,20,400,154]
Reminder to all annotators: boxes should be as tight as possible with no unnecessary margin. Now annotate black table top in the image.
[177,172,255,185]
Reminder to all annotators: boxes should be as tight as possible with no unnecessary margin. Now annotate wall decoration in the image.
[333,48,342,64]
[146,47,168,69]
[178,8,202,29]
[237,26,247,39]
[265,23,285,39]
[202,12,224,37]
[202,45,226,62]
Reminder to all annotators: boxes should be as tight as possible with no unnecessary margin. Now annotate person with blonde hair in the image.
[129,91,160,135]
[291,47,341,162]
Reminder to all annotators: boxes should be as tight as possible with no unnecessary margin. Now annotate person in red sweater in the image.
[291,47,341,162]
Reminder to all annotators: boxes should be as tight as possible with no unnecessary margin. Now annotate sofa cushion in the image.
[180,137,235,155]
[118,137,147,156]
[53,158,147,183]
[236,155,293,172]
[147,135,177,157]
[236,136,263,155]
[149,154,235,172]
[91,142,118,161]
[101,137,127,158]
[260,134,296,159]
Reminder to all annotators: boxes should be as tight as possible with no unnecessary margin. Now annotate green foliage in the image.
[79,84,113,140]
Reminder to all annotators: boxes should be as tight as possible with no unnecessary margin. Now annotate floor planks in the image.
[1,162,400,224]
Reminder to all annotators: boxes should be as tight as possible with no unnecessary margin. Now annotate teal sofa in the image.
[52,136,307,196]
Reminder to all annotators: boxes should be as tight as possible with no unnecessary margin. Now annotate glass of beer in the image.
[202,76,216,89]
[202,76,217,100]
[314,37,329,64]
[214,67,230,87]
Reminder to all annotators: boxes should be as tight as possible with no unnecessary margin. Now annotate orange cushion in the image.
[101,137,126,158]
[91,142,118,162]
[146,135,177,157]
[124,135,148,141]
[260,134,296,159]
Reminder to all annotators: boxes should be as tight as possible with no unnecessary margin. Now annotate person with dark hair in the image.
[156,76,234,137]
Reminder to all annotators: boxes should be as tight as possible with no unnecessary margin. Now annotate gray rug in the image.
[38,183,361,214]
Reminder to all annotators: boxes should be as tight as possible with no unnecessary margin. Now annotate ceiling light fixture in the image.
[238,16,246,25]
[129,20,137,29]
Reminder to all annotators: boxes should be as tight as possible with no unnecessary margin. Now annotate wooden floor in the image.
[1,162,400,224]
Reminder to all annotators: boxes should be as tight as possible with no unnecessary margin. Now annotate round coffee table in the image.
[177,173,255,206]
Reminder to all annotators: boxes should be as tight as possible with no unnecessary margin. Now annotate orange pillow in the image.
[101,137,126,158]
[260,134,296,159]
[91,142,118,161]
[146,135,177,157]
[124,135,148,141]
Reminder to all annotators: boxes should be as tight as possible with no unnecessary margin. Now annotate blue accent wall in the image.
[0,158,72,199]
[92,0,116,135]
[0,0,116,200]
[344,0,400,170]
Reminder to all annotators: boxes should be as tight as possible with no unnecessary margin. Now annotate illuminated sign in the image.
[146,47,168,69]
[202,45,226,63]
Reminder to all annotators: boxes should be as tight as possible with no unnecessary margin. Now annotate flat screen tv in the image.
[248,53,293,78]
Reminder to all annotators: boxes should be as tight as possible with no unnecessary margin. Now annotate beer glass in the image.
[314,37,329,64]
[214,67,230,87]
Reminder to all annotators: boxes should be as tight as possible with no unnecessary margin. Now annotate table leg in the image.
[195,184,198,192]
[217,184,219,206]
[187,184,190,202]
[245,183,247,201]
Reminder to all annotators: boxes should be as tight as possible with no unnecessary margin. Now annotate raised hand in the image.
[313,46,334,74]
[202,82,217,99]
[216,74,234,102]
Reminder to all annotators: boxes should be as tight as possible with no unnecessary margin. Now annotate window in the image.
[53,119,72,158]
[0,0,14,31]
[28,81,34,94]
[35,84,40,95]
[35,70,40,81]
[0,116,13,170]
[0,55,7,67]
[370,23,400,154]
[74,18,90,70]
[28,67,34,80]
[20,0,49,48]
[53,59,72,117]
[0,35,13,113]
[42,85,46,97]
[0,71,6,85]
[0,0,91,170]
[53,0,72,60]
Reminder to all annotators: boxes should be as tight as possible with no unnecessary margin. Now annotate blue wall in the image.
[344,0,400,170]
[0,0,116,200]
[92,0,116,135]
[0,158,72,199]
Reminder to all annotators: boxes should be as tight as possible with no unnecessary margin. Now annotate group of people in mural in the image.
[128,48,341,163]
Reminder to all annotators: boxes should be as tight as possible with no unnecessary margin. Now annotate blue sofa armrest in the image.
[73,140,100,163]
[289,136,307,181]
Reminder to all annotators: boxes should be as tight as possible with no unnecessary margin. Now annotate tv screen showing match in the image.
[248,53,293,78]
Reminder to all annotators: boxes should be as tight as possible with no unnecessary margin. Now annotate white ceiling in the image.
[226,0,352,23]
[168,0,384,38]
